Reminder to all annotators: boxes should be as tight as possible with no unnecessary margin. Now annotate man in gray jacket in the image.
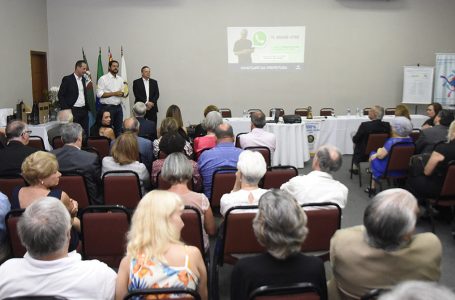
[415,109,454,154]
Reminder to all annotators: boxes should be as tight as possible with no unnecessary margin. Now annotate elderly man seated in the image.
[328,189,442,300]
[281,145,348,209]
[0,197,117,298]
[239,111,276,156]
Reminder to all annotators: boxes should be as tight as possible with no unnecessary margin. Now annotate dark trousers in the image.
[71,107,89,136]
[145,109,157,125]
[102,104,123,137]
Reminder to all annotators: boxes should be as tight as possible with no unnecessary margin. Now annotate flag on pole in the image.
[96,47,104,110]
[82,48,97,121]
[434,53,455,106]
[120,46,131,119]
[108,46,113,63]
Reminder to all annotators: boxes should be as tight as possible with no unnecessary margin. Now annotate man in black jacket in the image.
[352,105,391,172]
[132,66,159,124]
[58,60,89,135]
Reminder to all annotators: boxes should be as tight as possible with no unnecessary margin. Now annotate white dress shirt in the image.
[239,128,277,154]
[143,78,150,103]
[281,170,348,209]
[96,72,124,105]
[73,73,85,107]
[220,188,268,217]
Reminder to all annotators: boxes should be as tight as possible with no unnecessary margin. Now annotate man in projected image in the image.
[234,29,254,64]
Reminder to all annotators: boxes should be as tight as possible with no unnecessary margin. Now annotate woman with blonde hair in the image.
[101,132,151,194]
[11,151,79,250]
[166,104,189,141]
[395,104,411,120]
[115,190,208,300]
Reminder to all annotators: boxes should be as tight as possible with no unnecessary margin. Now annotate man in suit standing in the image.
[52,123,102,205]
[0,121,38,176]
[58,60,89,135]
[351,105,391,173]
[133,66,159,124]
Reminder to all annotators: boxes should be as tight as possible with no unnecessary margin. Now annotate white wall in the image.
[44,0,455,123]
[0,0,48,109]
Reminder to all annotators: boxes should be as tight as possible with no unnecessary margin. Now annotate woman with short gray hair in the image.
[193,111,223,158]
[367,116,414,194]
[230,189,328,300]
[219,150,268,217]
[163,153,216,252]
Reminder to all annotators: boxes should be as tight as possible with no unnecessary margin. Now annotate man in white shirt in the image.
[97,60,126,137]
[281,145,348,209]
[239,111,276,157]
[0,197,116,299]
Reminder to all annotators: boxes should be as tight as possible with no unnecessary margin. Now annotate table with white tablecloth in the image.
[27,121,59,150]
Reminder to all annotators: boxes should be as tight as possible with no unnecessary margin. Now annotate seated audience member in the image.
[0,191,11,261]
[378,280,455,300]
[132,102,157,140]
[90,108,115,141]
[220,150,268,217]
[153,117,193,158]
[328,189,441,300]
[0,128,6,149]
[407,120,455,202]
[12,151,80,250]
[239,111,276,156]
[351,105,390,172]
[281,145,348,208]
[115,190,208,300]
[166,104,190,141]
[394,104,411,120]
[47,109,73,146]
[52,123,102,205]
[198,123,243,199]
[193,111,223,158]
[0,120,39,176]
[123,117,153,170]
[194,105,219,138]
[368,116,413,194]
[231,190,328,300]
[422,102,443,128]
[162,153,216,252]
[151,132,201,190]
[102,132,151,195]
[415,109,454,154]
[0,197,116,298]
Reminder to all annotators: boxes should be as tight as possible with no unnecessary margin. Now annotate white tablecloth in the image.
[29,121,59,150]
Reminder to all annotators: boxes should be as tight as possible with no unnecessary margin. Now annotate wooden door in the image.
[30,51,48,103]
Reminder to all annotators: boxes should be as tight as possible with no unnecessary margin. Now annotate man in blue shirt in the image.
[198,123,243,199]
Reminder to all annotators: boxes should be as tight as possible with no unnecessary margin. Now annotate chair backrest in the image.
[80,205,130,268]
[235,132,248,148]
[56,174,91,210]
[87,136,111,159]
[124,287,201,300]
[249,282,321,300]
[363,108,371,116]
[385,142,416,176]
[301,202,342,261]
[0,176,26,200]
[409,129,421,143]
[28,136,45,151]
[219,108,232,118]
[262,166,298,189]
[269,108,285,117]
[245,146,271,167]
[364,133,389,155]
[319,108,334,116]
[440,162,455,197]
[294,108,309,117]
[210,167,237,209]
[384,108,396,115]
[181,206,205,254]
[52,136,64,149]
[5,209,26,258]
[102,171,142,209]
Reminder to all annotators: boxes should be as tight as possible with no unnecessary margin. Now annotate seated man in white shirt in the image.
[239,111,276,156]
[0,197,116,299]
[281,145,348,209]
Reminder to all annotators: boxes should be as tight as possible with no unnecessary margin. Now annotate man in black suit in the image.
[51,123,102,205]
[58,60,89,135]
[352,105,391,171]
[132,102,157,141]
[415,109,454,154]
[133,66,159,124]
[0,120,39,176]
